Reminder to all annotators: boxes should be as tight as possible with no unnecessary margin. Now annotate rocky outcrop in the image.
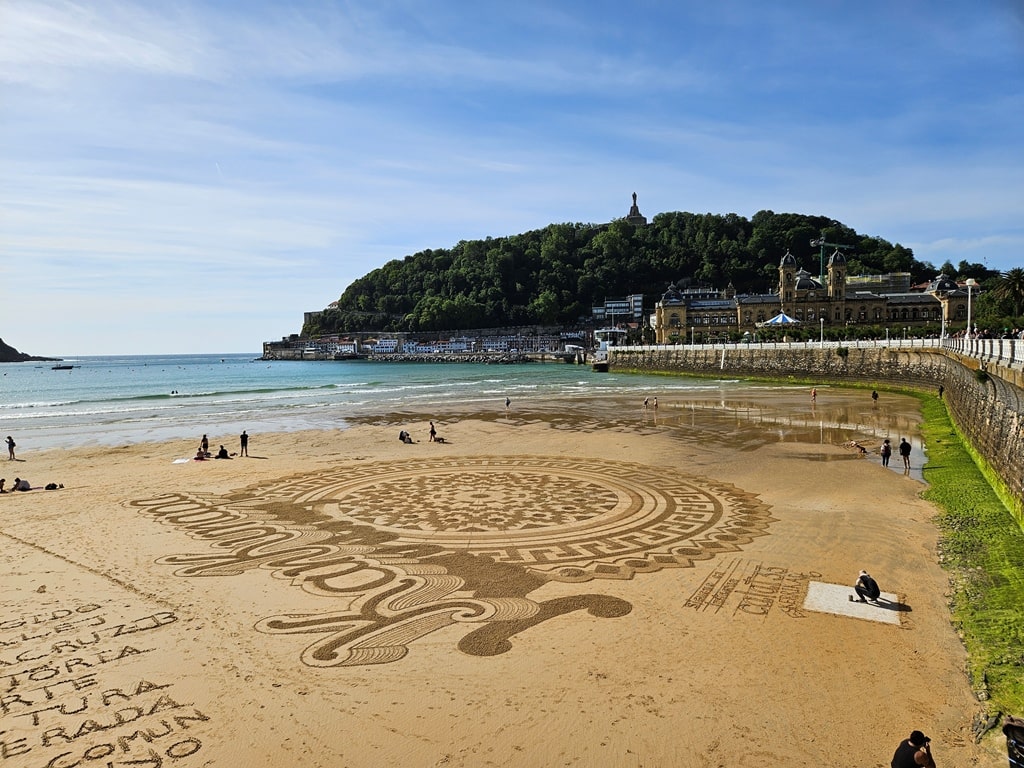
[0,338,60,363]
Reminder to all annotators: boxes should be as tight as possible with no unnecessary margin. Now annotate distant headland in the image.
[0,338,61,363]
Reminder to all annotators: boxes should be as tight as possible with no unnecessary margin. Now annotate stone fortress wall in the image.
[610,344,1024,525]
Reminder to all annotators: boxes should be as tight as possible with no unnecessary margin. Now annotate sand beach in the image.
[0,389,1006,767]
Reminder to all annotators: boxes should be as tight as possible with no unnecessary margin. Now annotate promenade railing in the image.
[618,336,1024,373]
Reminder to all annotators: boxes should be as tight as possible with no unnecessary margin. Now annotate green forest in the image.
[306,210,1018,336]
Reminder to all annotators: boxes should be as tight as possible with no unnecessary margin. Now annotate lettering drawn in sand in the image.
[0,602,210,768]
[131,456,775,667]
[684,558,820,618]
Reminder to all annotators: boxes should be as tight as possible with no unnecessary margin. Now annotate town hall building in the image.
[653,249,971,343]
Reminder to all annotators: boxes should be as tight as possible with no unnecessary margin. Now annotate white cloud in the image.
[1,0,1021,354]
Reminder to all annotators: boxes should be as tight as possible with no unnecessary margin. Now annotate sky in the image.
[2,1,1022,356]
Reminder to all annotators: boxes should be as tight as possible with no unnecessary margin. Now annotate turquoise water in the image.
[1,354,747,450]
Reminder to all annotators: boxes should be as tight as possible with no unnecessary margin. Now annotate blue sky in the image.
[2,1,1022,355]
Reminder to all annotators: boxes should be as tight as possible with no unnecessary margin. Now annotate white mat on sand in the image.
[803,581,901,625]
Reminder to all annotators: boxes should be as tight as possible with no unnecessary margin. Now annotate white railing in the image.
[942,337,1024,369]
[615,336,1024,372]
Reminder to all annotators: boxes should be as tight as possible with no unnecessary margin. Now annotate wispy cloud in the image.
[1,0,1021,354]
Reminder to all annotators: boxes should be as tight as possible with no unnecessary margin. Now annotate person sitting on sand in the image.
[0,478,5,493]
[194,449,207,461]
[12,478,31,491]
[398,430,414,444]
[215,445,230,459]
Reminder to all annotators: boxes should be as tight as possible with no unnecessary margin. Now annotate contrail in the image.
[215,162,225,181]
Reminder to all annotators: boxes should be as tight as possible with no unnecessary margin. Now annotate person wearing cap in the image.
[891,730,936,767]
[853,570,881,603]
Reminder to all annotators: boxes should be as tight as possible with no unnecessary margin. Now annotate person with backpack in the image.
[880,439,892,467]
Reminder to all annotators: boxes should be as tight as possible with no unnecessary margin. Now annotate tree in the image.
[311,210,947,335]
[991,268,1024,317]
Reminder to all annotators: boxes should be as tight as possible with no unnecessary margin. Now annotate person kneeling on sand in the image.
[890,730,936,768]
[852,570,881,603]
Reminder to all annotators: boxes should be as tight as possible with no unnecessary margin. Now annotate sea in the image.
[1,353,774,451]
[0,353,926,479]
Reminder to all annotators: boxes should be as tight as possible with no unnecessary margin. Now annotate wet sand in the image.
[0,388,1005,767]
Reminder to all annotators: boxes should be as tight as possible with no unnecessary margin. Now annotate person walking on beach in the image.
[899,437,912,470]
[239,430,249,457]
[880,439,892,467]
[200,434,209,457]
[643,397,649,410]
[810,387,817,403]
[890,730,936,768]
[429,422,437,442]
[505,397,511,412]
[5,436,15,461]
[653,396,658,411]
[872,390,879,404]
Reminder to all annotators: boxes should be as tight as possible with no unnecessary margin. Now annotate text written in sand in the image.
[0,602,210,768]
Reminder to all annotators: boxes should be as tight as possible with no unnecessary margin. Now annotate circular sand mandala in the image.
[301,456,772,582]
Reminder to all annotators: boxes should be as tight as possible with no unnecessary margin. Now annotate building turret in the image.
[827,249,847,300]
[778,251,797,306]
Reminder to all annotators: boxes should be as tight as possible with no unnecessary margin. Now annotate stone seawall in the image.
[612,345,1024,523]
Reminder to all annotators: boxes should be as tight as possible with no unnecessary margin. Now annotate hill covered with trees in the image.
[306,210,1001,336]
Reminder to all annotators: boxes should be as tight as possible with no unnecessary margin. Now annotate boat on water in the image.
[591,328,628,372]
[51,364,75,370]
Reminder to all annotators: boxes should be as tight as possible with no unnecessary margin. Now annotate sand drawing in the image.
[131,456,774,667]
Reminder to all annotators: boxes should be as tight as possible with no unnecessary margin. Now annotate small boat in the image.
[51,364,75,370]
[591,328,627,372]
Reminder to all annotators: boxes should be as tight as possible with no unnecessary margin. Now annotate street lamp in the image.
[820,317,824,348]
[966,278,977,339]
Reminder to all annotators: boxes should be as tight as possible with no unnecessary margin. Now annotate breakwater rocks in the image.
[612,345,1024,523]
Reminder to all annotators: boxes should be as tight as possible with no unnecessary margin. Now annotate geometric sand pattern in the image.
[133,456,775,665]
